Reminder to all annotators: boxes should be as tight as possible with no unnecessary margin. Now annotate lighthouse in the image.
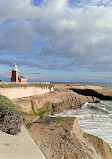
[11,63,19,82]
[11,63,27,83]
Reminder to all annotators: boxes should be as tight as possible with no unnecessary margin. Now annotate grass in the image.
[0,95,24,119]
[0,84,54,90]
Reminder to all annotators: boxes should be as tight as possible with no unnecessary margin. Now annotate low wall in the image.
[0,86,54,99]
[0,82,51,85]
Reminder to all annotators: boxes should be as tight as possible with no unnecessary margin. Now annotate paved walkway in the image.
[0,125,46,159]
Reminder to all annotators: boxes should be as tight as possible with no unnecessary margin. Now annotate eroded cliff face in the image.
[27,117,112,159]
[84,133,112,159]
[12,91,99,114]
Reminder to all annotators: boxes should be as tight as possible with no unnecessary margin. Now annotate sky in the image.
[0,0,112,82]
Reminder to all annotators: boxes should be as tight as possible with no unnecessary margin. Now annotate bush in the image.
[0,95,24,119]
[31,100,60,117]
[0,114,23,135]
[0,95,24,135]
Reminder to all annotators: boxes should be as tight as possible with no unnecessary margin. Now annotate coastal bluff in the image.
[0,84,112,159]
[27,117,112,159]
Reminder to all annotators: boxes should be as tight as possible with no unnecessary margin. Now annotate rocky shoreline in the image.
[12,84,112,159]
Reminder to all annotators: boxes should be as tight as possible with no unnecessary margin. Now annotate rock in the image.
[27,117,112,159]
[84,133,112,159]
[54,84,112,100]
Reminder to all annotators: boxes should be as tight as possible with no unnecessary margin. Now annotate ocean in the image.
[52,82,112,148]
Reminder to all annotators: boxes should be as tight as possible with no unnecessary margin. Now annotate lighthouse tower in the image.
[11,63,18,82]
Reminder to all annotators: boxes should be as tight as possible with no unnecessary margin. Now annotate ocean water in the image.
[53,101,112,147]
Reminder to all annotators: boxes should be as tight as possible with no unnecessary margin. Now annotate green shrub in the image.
[32,104,52,117]
[31,100,60,117]
[0,95,24,119]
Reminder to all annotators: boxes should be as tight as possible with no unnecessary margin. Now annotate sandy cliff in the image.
[27,117,112,159]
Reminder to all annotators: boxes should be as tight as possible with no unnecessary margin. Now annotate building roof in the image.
[18,76,26,79]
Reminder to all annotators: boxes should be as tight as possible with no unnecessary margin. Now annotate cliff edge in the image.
[27,117,112,159]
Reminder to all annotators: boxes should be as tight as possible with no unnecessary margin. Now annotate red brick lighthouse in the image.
[11,63,27,83]
[11,63,19,82]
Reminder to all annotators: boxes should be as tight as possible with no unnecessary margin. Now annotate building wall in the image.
[0,86,54,99]
[18,78,27,83]
[11,71,18,82]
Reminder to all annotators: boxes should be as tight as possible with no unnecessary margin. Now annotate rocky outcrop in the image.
[27,117,112,159]
[54,84,112,100]
[12,91,100,113]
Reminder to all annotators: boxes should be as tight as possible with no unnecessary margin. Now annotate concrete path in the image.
[0,125,46,159]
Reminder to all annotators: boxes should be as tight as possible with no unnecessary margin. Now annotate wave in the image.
[108,114,112,119]
[71,114,92,119]
[87,104,112,114]
[50,113,107,120]
[82,102,89,108]
[73,114,106,119]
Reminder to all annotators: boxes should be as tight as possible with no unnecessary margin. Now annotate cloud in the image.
[0,71,11,81]
[0,0,112,73]
[0,20,40,53]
